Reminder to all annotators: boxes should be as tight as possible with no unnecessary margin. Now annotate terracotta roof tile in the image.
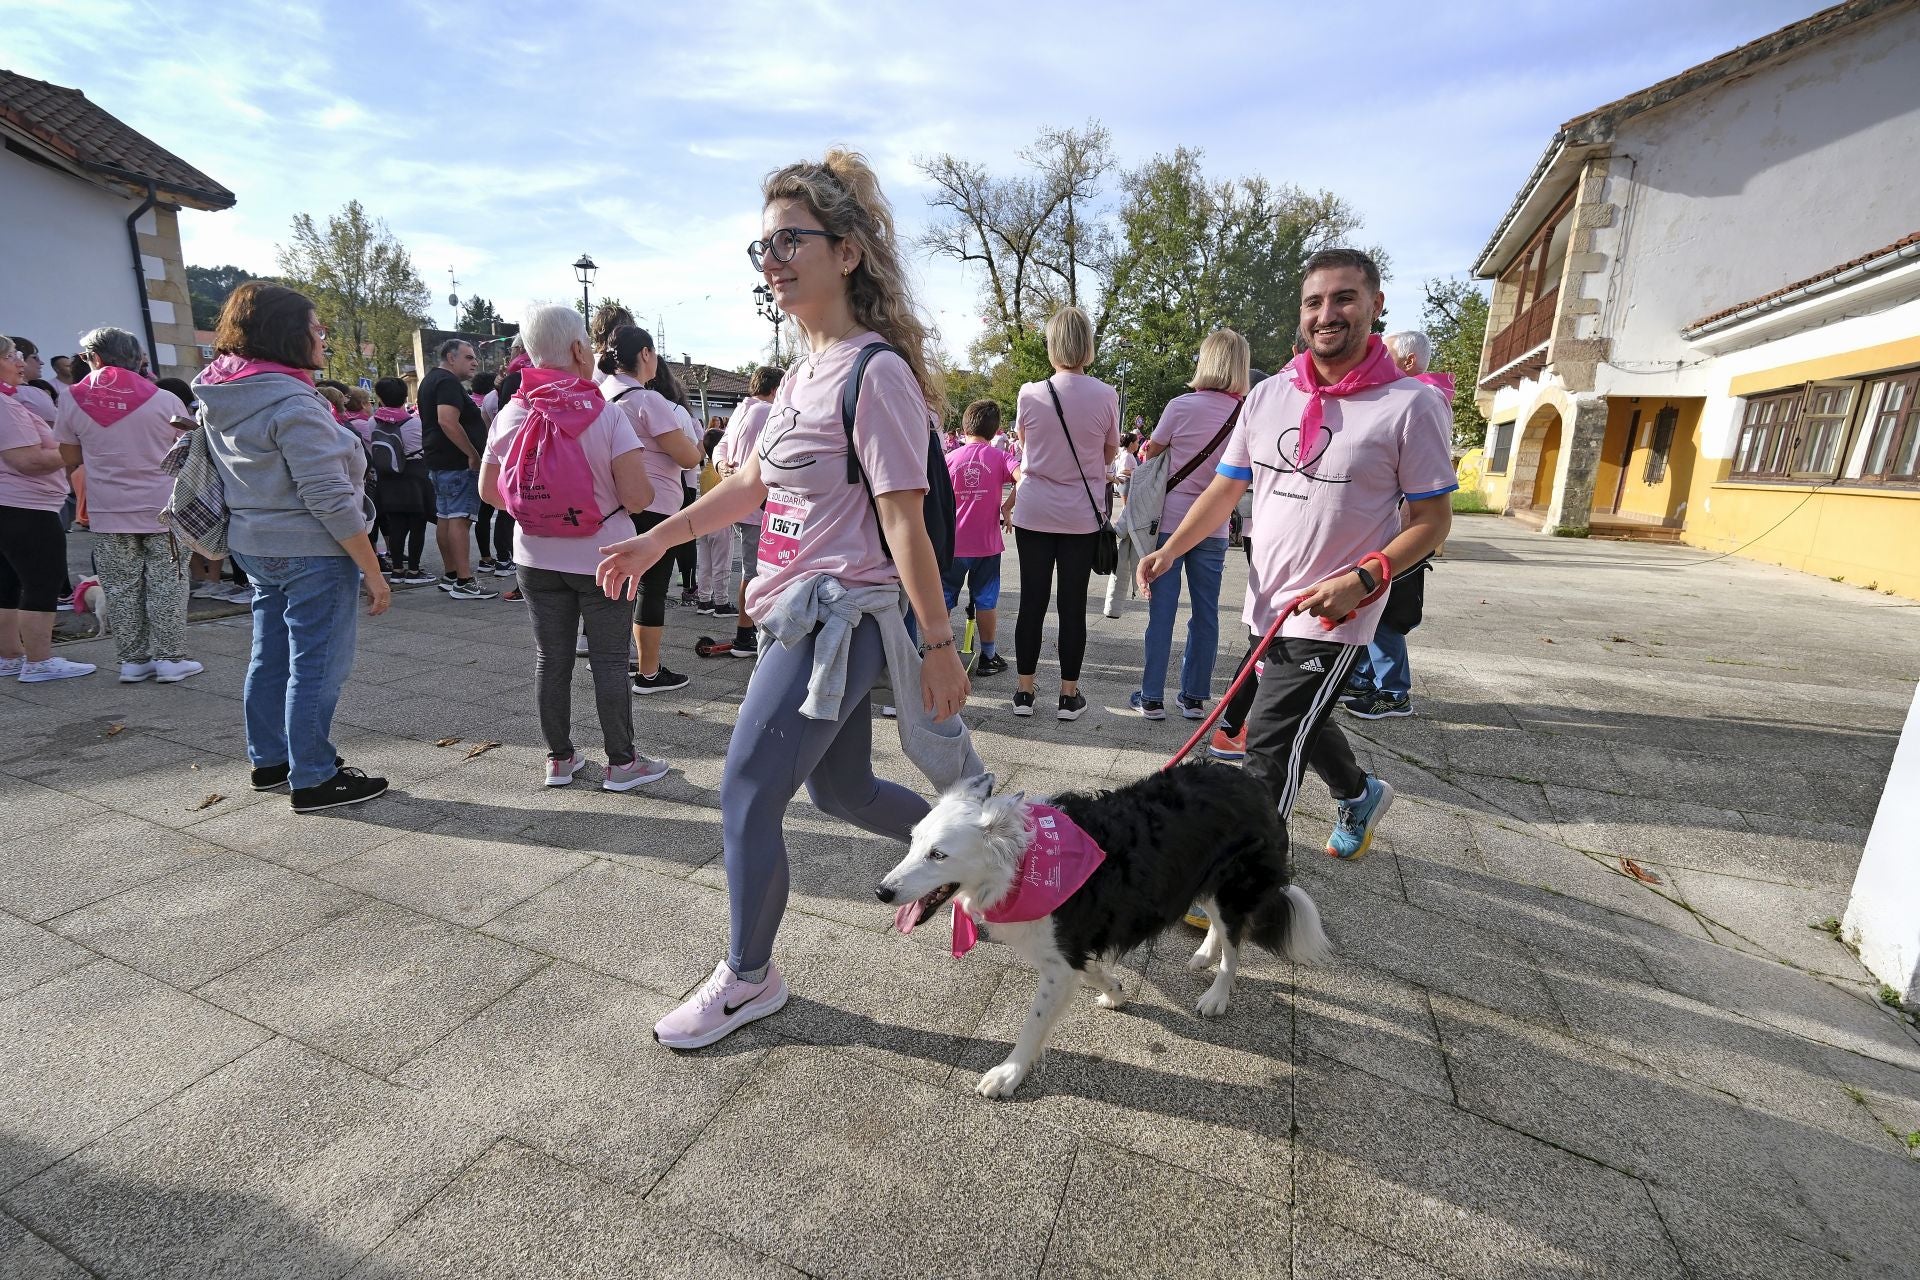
[1685,231,1920,333]
[0,68,233,209]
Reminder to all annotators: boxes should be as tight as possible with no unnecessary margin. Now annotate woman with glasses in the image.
[195,283,391,813]
[1008,305,1119,721]
[0,335,90,684]
[597,150,976,1050]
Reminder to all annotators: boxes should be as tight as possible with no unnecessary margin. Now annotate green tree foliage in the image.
[276,201,432,382]
[457,295,504,334]
[1422,279,1491,448]
[186,264,252,330]
[1099,148,1379,420]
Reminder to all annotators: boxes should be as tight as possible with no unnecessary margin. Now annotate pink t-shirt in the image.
[600,373,685,516]
[15,383,57,426]
[54,383,189,534]
[1150,389,1240,541]
[745,333,929,620]
[1011,373,1118,534]
[0,393,69,511]
[719,399,772,526]
[484,397,642,576]
[946,441,1017,559]
[1218,372,1456,646]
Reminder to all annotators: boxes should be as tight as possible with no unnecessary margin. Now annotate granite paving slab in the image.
[0,810,223,923]
[318,829,591,928]
[0,912,94,1001]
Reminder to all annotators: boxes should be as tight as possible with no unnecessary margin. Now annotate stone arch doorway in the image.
[1506,403,1564,516]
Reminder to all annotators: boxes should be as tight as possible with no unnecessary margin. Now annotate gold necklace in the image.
[806,323,859,378]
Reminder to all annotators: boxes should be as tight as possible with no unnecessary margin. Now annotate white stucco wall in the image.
[1589,5,1920,398]
[0,148,147,356]
[1845,682,1920,1003]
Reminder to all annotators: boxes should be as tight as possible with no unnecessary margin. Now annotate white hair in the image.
[522,304,587,368]
[1384,330,1432,372]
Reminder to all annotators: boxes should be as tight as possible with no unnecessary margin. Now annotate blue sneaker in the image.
[1128,690,1166,720]
[1326,776,1393,860]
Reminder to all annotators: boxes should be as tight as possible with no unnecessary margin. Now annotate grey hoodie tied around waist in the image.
[191,371,368,558]
[759,575,983,792]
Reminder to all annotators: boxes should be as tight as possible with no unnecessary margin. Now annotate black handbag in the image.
[1045,380,1119,576]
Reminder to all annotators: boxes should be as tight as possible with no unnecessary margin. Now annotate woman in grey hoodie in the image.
[193,283,391,813]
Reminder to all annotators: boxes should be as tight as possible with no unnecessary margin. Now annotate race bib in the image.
[759,487,810,568]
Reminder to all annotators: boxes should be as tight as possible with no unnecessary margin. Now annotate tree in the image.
[1422,279,1491,448]
[1098,148,1381,417]
[276,201,432,382]
[917,122,1115,356]
[457,295,504,334]
[186,264,253,330]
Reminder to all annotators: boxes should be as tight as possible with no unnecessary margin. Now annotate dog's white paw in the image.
[1095,988,1127,1009]
[1188,946,1217,971]
[976,1061,1028,1099]
[1195,985,1232,1018]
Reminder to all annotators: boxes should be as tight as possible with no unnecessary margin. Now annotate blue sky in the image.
[15,0,1820,366]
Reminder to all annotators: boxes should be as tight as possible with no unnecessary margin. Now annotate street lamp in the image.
[573,254,597,324]
[685,352,710,425]
[753,283,786,363]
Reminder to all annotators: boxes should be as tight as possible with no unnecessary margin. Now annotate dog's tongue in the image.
[893,901,919,935]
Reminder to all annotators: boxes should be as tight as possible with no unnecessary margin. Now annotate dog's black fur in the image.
[1035,760,1305,964]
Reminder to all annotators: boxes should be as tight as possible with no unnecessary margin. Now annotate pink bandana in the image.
[949,804,1107,958]
[0,382,14,396]
[1413,370,1456,403]
[1283,335,1404,464]
[69,366,159,426]
[372,406,411,425]
[505,353,532,375]
[198,354,316,386]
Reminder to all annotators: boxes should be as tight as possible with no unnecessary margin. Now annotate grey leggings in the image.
[723,614,928,974]
[518,565,635,766]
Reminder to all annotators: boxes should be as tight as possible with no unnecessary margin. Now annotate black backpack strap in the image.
[841,342,905,492]
[611,386,640,403]
[1167,400,1243,491]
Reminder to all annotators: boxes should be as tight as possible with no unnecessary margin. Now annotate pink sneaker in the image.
[602,756,670,791]
[654,960,788,1049]
[544,752,586,788]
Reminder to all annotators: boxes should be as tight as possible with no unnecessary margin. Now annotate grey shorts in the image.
[737,521,760,581]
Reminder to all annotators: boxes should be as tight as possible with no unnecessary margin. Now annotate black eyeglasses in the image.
[748,227,837,271]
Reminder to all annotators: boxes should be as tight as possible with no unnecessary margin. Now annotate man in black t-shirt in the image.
[418,339,494,599]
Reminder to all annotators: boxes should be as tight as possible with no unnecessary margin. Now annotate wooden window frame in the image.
[1642,406,1678,485]
[1787,381,1858,481]
[1851,369,1920,487]
[1486,420,1514,474]
[1730,390,1803,480]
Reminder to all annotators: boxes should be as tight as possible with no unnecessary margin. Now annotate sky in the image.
[13,0,1824,368]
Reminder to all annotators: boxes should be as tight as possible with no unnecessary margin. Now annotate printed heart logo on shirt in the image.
[1260,425,1350,485]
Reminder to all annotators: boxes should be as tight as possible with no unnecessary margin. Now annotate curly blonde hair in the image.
[762,149,937,404]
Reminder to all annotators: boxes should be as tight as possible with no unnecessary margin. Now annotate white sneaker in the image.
[190,583,225,600]
[219,584,254,604]
[154,658,204,683]
[0,655,21,678]
[19,657,95,683]
[603,756,670,791]
[119,661,157,682]
[544,751,586,787]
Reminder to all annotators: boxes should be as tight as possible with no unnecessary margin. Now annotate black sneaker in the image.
[695,599,715,615]
[1012,691,1035,717]
[476,558,497,575]
[377,554,393,574]
[291,767,388,813]
[448,578,497,600]
[709,601,737,619]
[1176,693,1208,721]
[729,633,758,659]
[1346,690,1413,720]
[632,665,691,695]
[437,573,459,593]
[975,652,1008,677]
[679,588,699,607]
[1057,692,1088,721]
[251,755,345,791]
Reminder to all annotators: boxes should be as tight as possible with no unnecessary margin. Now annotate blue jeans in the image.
[233,553,361,790]
[1141,532,1227,704]
[1352,624,1411,697]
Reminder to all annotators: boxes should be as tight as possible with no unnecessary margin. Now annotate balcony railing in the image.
[1483,289,1557,377]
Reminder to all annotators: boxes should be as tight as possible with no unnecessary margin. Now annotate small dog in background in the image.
[71,577,108,637]
[878,764,1330,1098]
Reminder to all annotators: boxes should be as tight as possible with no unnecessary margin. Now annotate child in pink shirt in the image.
[942,400,1018,676]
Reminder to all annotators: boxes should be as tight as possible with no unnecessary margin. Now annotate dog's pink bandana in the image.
[950,804,1107,958]
[1282,335,1403,465]
[69,366,158,426]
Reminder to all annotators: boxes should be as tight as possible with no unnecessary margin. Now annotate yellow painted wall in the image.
[1599,398,1701,522]
[1530,417,1562,509]
[1474,421,1517,510]
[1680,464,1920,599]
[1728,336,1920,397]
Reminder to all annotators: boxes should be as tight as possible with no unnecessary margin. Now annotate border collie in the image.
[877,764,1330,1098]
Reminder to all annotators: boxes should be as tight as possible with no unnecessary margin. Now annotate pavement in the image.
[4,515,1919,1279]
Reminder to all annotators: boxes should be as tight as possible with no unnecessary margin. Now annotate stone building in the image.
[1468,0,1920,597]
[0,69,234,381]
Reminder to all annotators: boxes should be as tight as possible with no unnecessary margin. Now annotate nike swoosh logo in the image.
[723,997,757,1016]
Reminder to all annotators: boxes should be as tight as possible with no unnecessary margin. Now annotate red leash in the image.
[1159,553,1391,773]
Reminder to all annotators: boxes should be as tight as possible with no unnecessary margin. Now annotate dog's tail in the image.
[1251,885,1332,963]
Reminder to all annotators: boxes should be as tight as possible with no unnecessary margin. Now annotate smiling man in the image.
[1138,248,1456,862]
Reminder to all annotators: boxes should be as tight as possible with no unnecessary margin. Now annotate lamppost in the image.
[573,254,597,324]
[685,352,710,426]
[752,283,785,363]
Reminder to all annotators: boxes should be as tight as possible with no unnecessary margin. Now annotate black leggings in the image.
[630,510,681,627]
[475,502,514,561]
[381,510,429,569]
[673,486,698,591]
[0,504,67,611]
[1013,526,1098,682]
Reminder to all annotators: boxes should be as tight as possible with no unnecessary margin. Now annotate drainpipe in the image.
[124,177,160,371]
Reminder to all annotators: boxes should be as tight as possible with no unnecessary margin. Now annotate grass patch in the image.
[1451,490,1497,515]
[1810,917,1842,937]
[1551,525,1590,538]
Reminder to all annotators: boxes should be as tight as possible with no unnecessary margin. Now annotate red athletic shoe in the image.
[1208,725,1246,760]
